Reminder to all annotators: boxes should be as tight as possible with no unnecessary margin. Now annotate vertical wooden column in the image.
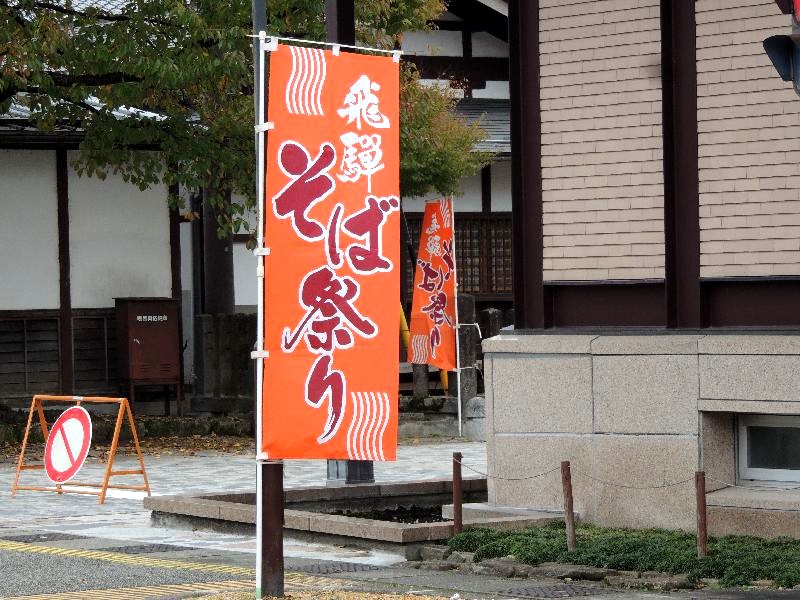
[453,452,463,535]
[56,149,74,394]
[695,471,708,558]
[661,0,701,328]
[325,0,355,45]
[508,0,544,329]
[201,189,235,315]
[561,461,577,552]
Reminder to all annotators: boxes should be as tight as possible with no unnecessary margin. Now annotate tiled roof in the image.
[455,98,510,154]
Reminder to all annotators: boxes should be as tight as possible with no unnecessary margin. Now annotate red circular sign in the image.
[44,406,93,484]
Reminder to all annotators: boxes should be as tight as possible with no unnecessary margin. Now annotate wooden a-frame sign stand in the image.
[11,395,151,504]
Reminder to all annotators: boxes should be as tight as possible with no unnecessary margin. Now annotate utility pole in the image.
[323,0,375,486]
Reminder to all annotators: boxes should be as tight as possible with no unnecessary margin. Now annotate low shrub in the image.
[449,522,800,588]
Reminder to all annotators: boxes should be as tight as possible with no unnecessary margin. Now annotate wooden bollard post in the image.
[453,451,463,535]
[561,461,577,552]
[696,470,708,558]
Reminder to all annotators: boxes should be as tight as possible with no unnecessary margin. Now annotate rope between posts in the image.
[454,458,560,482]
[570,468,695,490]
[455,458,800,493]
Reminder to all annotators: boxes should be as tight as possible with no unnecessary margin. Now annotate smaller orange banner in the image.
[408,198,457,372]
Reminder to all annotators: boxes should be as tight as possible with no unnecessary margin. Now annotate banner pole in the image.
[254,25,266,599]
[451,199,462,437]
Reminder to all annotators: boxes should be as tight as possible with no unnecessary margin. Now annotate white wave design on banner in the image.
[439,198,452,229]
[411,334,429,364]
[346,392,390,461]
[286,46,326,116]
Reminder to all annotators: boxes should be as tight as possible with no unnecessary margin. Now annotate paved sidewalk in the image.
[0,440,486,559]
[0,441,794,599]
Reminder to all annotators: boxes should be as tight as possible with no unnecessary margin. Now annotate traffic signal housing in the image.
[764,0,800,95]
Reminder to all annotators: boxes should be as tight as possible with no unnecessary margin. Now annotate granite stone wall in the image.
[483,333,800,534]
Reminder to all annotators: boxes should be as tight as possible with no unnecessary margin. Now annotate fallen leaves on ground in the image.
[0,435,256,463]
[203,592,447,600]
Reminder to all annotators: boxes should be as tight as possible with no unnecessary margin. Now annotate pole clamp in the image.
[251,350,269,360]
[255,122,274,134]
[262,36,278,52]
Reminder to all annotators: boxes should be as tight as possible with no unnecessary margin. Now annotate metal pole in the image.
[261,460,284,596]
[453,451,463,534]
[561,461,576,552]
[450,199,462,436]
[251,0,284,597]
[695,470,707,558]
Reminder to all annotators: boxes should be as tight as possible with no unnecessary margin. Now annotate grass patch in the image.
[449,522,800,588]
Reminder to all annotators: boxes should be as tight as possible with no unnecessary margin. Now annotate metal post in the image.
[453,451,463,534]
[260,461,284,596]
[695,471,707,558]
[451,200,463,436]
[561,461,576,552]
[250,0,284,597]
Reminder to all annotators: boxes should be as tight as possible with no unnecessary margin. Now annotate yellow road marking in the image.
[6,580,254,600]
[0,539,253,576]
[5,573,347,599]
[0,540,351,598]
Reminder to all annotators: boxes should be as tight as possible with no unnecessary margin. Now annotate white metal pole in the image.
[254,30,266,600]
[450,198,462,437]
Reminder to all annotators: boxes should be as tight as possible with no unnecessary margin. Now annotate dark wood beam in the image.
[446,0,508,42]
[168,184,182,301]
[201,189,235,315]
[661,0,700,328]
[508,0,544,329]
[404,55,508,82]
[481,164,491,214]
[325,0,355,46]
[56,149,74,394]
[702,278,800,328]
[546,282,665,328]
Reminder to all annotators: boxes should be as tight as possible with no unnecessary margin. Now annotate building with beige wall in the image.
[484,0,800,537]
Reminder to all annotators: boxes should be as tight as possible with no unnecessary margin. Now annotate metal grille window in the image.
[738,415,800,483]
[403,211,512,304]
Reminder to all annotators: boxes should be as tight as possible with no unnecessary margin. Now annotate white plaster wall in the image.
[68,152,171,308]
[233,242,257,311]
[402,171,482,212]
[472,81,510,99]
[0,150,60,310]
[472,32,508,57]
[402,29,463,56]
[491,159,512,212]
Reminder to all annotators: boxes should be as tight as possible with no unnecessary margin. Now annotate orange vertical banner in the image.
[408,198,457,372]
[262,44,400,460]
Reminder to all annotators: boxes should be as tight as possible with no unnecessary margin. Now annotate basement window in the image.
[738,415,800,483]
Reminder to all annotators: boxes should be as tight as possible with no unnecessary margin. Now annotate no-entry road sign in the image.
[44,406,92,484]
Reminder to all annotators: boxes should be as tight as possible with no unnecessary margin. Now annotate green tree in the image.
[0,0,491,235]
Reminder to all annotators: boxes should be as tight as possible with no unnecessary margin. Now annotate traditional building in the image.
[484,0,800,537]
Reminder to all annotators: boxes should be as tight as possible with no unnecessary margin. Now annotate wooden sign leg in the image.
[34,399,63,494]
[11,397,37,498]
[124,399,151,496]
[98,402,126,504]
